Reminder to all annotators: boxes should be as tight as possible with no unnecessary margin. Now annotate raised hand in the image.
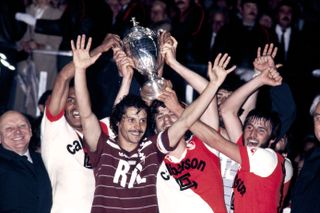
[258,67,283,87]
[253,43,282,74]
[157,86,183,116]
[208,53,236,85]
[100,33,121,53]
[160,36,178,66]
[71,34,101,71]
[113,47,134,78]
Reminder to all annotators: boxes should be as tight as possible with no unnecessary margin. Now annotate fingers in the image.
[271,46,278,58]
[226,65,237,74]
[266,43,274,56]
[70,40,75,51]
[257,47,261,57]
[262,44,268,56]
[85,37,92,51]
[214,53,231,69]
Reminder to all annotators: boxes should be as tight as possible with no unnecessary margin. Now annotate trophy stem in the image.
[140,77,168,101]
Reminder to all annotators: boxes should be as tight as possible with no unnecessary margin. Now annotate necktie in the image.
[279,29,286,61]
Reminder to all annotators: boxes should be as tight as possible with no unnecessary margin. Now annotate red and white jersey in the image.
[157,136,226,213]
[41,107,111,213]
[232,137,285,213]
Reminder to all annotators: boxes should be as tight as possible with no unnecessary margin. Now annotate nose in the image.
[163,115,172,125]
[249,128,257,138]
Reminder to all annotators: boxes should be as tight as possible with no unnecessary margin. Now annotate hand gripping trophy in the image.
[122,17,168,101]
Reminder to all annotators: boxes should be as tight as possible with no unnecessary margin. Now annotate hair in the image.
[149,100,166,132]
[110,94,149,134]
[310,94,320,116]
[244,108,281,142]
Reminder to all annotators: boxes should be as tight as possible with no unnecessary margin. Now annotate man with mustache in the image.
[72,34,234,213]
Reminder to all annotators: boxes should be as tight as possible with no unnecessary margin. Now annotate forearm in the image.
[168,81,220,146]
[221,77,262,116]
[168,59,208,93]
[113,74,133,106]
[191,121,241,163]
[74,68,100,151]
[49,62,74,115]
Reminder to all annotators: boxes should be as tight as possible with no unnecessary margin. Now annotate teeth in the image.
[72,111,80,117]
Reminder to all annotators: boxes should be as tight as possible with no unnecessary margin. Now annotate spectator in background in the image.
[291,95,320,213]
[113,0,146,38]
[213,0,274,85]
[16,0,113,70]
[258,9,273,30]
[14,0,63,117]
[106,0,121,26]
[148,0,171,32]
[0,0,27,115]
[0,110,52,212]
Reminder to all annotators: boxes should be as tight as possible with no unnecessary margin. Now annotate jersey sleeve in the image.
[240,146,278,177]
[84,130,108,168]
[156,129,177,154]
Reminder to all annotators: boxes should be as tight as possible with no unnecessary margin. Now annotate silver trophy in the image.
[122,17,167,101]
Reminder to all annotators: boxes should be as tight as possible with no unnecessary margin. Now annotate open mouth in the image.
[247,139,259,147]
[72,110,80,119]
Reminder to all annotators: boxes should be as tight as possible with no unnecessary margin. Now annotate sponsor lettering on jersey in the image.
[113,159,146,188]
[163,157,206,191]
[232,174,246,196]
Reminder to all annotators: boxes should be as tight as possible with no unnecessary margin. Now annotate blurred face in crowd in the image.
[0,111,32,155]
[211,12,226,33]
[150,1,167,23]
[64,87,82,132]
[154,106,178,133]
[313,103,320,141]
[175,0,191,13]
[259,13,273,29]
[118,107,147,151]
[119,0,130,7]
[106,0,121,16]
[277,5,293,29]
[243,117,272,148]
[240,2,258,25]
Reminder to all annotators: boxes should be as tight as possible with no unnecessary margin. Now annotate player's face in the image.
[154,106,178,133]
[243,117,272,148]
[0,112,31,155]
[313,103,320,141]
[64,88,82,131]
[118,107,147,150]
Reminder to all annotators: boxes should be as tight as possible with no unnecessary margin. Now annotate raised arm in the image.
[161,36,219,129]
[112,47,135,106]
[220,44,283,142]
[72,35,102,151]
[48,33,120,116]
[166,53,236,148]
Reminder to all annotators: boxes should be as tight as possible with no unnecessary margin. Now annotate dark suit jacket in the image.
[0,146,52,213]
[291,146,320,213]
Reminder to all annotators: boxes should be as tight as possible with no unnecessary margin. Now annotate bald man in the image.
[0,111,52,213]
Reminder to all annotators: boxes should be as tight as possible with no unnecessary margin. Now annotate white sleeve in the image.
[284,158,293,183]
[247,147,278,177]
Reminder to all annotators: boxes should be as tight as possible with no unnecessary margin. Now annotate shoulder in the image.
[248,148,278,177]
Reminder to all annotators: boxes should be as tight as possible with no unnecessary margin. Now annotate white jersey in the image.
[219,152,239,213]
[41,108,111,213]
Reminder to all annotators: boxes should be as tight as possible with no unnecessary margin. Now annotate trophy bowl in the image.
[122,17,167,101]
